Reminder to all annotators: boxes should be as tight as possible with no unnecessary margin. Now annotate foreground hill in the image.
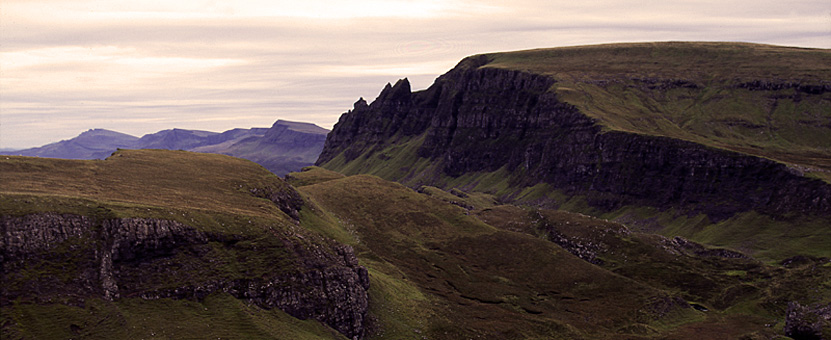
[0,150,371,339]
[3,154,829,339]
[1,120,328,176]
[316,42,831,260]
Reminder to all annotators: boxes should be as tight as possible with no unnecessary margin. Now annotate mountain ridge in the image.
[2,129,141,160]
[2,120,329,176]
[317,42,831,260]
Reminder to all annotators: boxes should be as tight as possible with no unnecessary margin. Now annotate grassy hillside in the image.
[299,174,660,339]
[485,42,830,82]
[295,168,830,339]
[0,150,358,338]
[2,294,345,340]
[484,42,831,177]
[0,149,293,221]
[3,153,829,339]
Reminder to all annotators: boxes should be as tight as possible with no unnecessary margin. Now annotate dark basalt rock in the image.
[664,236,747,259]
[317,57,831,220]
[532,211,607,265]
[737,80,831,94]
[0,213,369,339]
[249,184,305,220]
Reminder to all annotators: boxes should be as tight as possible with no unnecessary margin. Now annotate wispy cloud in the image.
[1,0,829,148]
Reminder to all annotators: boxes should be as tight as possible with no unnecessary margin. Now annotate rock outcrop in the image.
[249,184,305,220]
[785,301,831,340]
[317,54,831,221]
[1,213,370,339]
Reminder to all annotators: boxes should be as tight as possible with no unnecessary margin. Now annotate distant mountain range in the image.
[1,120,328,176]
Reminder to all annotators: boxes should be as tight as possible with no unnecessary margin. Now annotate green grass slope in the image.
[298,174,664,339]
[0,150,359,339]
[3,152,828,339]
[0,149,294,221]
[1,294,345,340]
[477,206,831,317]
[295,168,831,339]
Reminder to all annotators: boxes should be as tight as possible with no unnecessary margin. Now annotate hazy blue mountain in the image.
[134,128,220,150]
[207,120,328,176]
[1,121,329,175]
[1,129,139,159]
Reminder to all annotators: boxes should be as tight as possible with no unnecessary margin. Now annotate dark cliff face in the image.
[1,213,370,339]
[319,55,569,166]
[318,56,831,220]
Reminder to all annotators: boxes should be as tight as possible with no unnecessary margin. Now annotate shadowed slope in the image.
[300,174,692,339]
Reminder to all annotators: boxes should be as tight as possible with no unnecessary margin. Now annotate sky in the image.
[1,0,830,149]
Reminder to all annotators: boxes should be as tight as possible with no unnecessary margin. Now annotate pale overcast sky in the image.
[1,0,829,148]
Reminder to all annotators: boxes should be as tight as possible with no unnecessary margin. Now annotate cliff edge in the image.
[317,42,831,258]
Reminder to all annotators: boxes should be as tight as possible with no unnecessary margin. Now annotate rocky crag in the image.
[318,42,831,235]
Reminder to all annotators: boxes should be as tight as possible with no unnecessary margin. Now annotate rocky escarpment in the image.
[249,183,305,220]
[318,54,831,221]
[1,213,369,339]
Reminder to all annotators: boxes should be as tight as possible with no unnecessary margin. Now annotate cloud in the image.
[1,0,829,148]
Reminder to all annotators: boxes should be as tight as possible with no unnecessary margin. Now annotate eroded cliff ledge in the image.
[0,212,369,339]
[318,45,831,222]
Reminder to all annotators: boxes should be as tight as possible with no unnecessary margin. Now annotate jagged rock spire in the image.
[354,97,368,110]
[375,78,411,103]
